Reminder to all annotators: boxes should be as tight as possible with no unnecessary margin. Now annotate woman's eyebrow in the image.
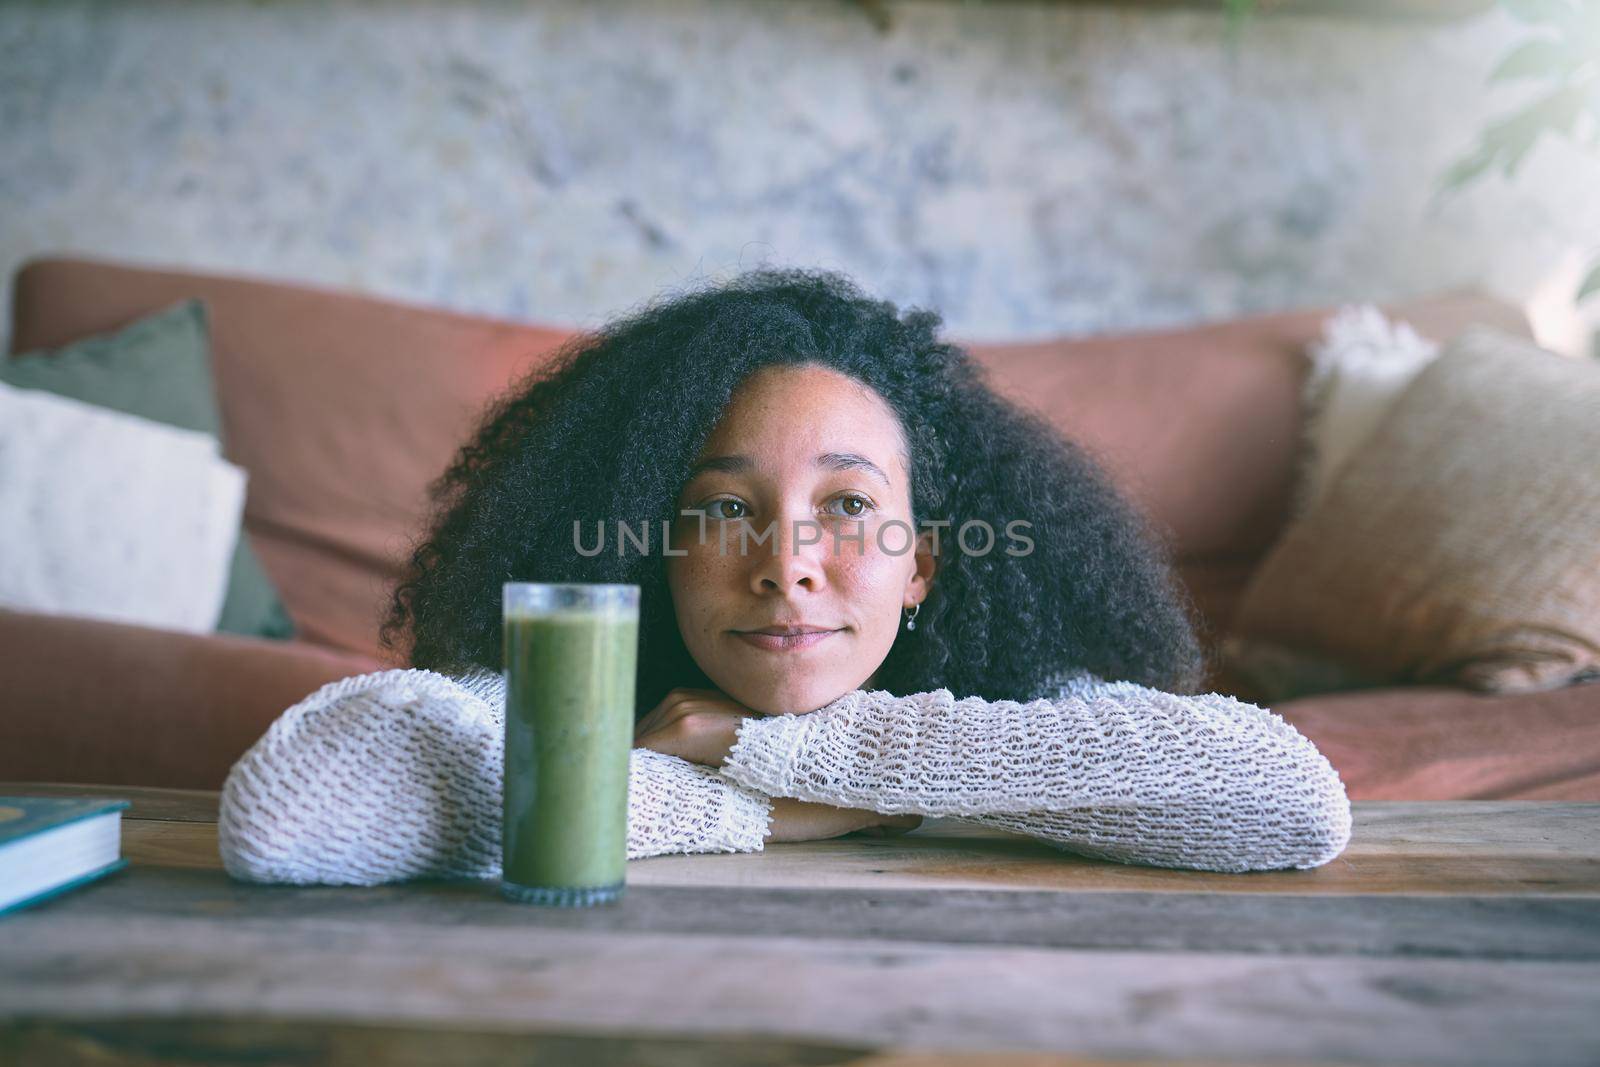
[818,451,891,486]
[684,451,891,487]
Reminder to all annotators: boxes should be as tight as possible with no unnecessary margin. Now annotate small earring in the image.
[903,603,921,632]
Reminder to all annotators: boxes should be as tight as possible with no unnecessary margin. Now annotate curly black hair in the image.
[381,267,1208,712]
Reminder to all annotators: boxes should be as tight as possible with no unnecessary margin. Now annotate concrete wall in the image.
[3,0,1596,355]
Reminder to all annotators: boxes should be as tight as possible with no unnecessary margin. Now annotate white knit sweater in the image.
[217,667,1352,885]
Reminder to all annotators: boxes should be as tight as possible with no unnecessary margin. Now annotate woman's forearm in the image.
[218,669,777,886]
[717,680,1352,872]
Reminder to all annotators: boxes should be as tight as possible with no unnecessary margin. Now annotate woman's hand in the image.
[633,687,922,843]
[632,687,757,768]
[764,797,923,843]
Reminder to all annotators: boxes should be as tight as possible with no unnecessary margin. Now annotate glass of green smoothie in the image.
[501,582,639,906]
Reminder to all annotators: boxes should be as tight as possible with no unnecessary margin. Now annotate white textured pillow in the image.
[1291,303,1439,517]
[0,381,246,633]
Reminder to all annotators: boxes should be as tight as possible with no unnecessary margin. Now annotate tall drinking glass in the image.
[501,582,639,906]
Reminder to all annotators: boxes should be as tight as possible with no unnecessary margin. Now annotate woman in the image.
[219,268,1351,885]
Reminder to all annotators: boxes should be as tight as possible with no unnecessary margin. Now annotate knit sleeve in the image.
[217,668,773,886]
[716,673,1352,873]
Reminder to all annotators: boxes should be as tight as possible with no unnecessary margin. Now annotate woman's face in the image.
[667,363,936,716]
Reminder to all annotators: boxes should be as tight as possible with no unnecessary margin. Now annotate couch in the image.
[4,254,1597,799]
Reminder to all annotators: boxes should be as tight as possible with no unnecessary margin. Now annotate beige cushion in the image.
[1222,304,1443,700]
[1291,304,1441,518]
[1226,324,1600,696]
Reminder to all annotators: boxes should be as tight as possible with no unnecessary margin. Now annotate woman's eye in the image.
[827,494,874,518]
[704,498,746,520]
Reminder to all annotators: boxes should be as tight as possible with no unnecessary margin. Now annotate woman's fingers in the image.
[634,687,751,742]
[765,798,924,843]
[849,814,921,838]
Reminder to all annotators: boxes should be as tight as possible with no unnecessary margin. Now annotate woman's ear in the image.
[908,530,938,605]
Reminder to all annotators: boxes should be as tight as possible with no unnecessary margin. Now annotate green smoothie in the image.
[501,587,639,906]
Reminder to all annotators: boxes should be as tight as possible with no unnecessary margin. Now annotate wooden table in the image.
[2,782,1598,1067]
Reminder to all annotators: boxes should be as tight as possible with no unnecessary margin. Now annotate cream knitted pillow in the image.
[1290,304,1440,517]
[1226,324,1600,697]
[1223,305,1440,700]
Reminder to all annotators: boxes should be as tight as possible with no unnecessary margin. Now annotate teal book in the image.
[0,795,130,918]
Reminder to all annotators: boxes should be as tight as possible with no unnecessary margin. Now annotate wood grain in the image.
[112,815,1600,895]
[1009,0,1495,15]
[0,1016,1398,1067]
[4,782,1597,1065]
[627,810,1600,896]
[4,909,1596,1065]
[13,783,1600,896]
[59,785,1593,897]
[19,866,1600,961]
[0,781,220,822]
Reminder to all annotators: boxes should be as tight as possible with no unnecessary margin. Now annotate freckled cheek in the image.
[825,529,909,612]
[667,548,738,638]
[672,542,728,582]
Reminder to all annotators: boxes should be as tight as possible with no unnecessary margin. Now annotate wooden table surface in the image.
[2,782,1598,1067]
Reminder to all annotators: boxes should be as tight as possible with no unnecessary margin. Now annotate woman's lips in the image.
[733,629,841,652]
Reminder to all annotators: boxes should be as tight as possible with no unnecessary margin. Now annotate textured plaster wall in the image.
[2,0,1597,355]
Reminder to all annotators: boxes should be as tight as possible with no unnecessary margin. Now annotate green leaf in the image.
[1483,84,1588,177]
[1497,125,1544,177]
[1489,38,1579,81]
[1578,257,1600,303]
[1223,0,1255,55]
[1499,0,1579,27]
[1437,145,1499,193]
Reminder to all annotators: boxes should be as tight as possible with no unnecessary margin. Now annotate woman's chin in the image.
[728,678,854,717]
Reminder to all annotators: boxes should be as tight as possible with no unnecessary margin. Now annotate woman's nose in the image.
[747,515,828,594]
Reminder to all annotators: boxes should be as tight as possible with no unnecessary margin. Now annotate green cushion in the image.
[2,300,295,640]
